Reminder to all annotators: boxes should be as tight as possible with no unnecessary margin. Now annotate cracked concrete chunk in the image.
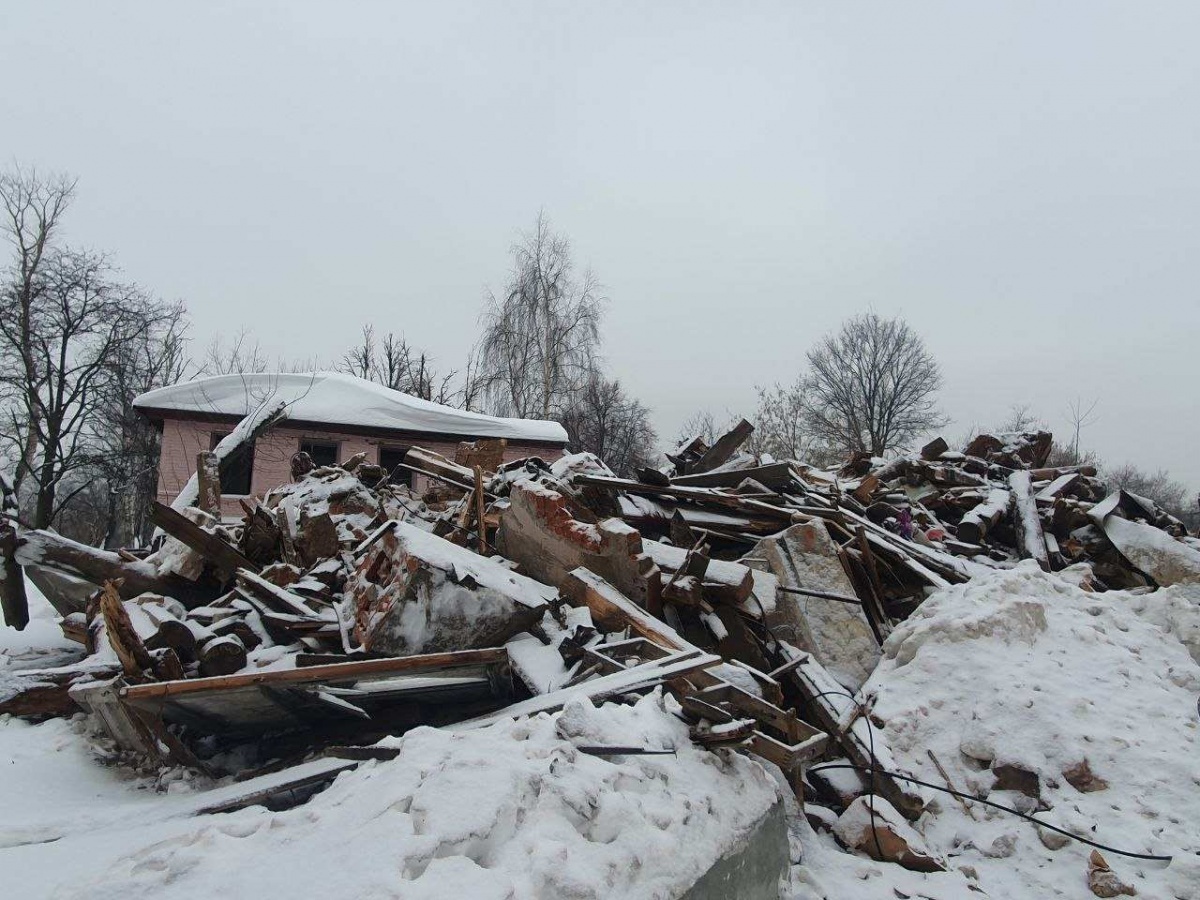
[743,522,880,690]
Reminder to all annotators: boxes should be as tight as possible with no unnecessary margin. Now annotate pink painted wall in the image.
[156,417,563,518]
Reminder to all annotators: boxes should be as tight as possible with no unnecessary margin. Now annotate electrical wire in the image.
[809,761,1173,864]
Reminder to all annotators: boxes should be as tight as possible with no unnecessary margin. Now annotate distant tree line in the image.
[4,165,1192,546]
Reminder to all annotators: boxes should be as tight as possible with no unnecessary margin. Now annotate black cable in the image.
[809,762,1173,864]
[798,684,1173,864]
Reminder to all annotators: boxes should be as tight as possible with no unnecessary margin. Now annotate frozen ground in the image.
[787,563,1200,900]
[1,588,777,899]
[4,568,1200,898]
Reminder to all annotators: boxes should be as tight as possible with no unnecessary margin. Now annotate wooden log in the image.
[196,451,222,516]
[691,419,754,474]
[339,450,368,472]
[151,501,257,578]
[13,527,218,606]
[99,580,154,678]
[198,634,248,677]
[1009,470,1051,571]
[0,521,30,630]
[956,488,1010,545]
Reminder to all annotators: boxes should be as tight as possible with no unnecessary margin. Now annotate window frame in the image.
[209,431,255,496]
[299,438,340,469]
[378,446,412,487]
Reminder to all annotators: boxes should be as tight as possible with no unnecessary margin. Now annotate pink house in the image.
[134,372,568,518]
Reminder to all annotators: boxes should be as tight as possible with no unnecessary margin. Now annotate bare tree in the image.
[92,301,190,546]
[200,328,269,375]
[560,372,656,477]
[1,167,188,534]
[803,313,947,456]
[339,324,461,405]
[0,167,76,497]
[748,378,832,463]
[676,410,720,447]
[997,402,1041,433]
[478,212,603,419]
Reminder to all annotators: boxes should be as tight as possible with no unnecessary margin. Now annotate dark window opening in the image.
[379,447,411,487]
[210,432,254,495]
[300,439,339,468]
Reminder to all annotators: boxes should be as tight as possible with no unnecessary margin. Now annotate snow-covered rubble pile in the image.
[798,563,1200,899]
[33,692,778,900]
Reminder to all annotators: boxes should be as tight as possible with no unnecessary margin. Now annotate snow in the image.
[8,540,1200,899]
[3,692,779,900]
[134,372,568,443]
[791,562,1200,899]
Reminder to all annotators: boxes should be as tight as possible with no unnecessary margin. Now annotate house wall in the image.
[156,417,563,519]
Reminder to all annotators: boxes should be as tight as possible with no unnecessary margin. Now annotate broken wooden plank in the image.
[1009,470,1051,571]
[777,641,926,820]
[152,501,258,578]
[452,649,721,730]
[1035,472,1081,502]
[99,580,155,679]
[671,462,797,491]
[690,419,754,474]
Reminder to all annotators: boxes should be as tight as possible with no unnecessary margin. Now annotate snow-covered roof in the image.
[133,372,568,443]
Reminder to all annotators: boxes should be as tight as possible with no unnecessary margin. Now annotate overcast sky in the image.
[4,2,1198,492]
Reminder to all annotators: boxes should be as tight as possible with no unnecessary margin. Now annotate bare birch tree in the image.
[478,213,603,419]
[803,313,947,456]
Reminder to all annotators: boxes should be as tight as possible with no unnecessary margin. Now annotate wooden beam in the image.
[122,647,511,701]
[1009,470,1051,571]
[691,419,754,474]
[151,501,258,578]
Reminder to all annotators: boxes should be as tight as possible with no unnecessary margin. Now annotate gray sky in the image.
[4,2,1198,491]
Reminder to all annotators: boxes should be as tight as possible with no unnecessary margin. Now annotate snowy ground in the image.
[787,563,1200,900]
[4,568,1200,899]
[1,588,778,899]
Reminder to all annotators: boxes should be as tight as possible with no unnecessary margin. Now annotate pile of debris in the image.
[1,412,1196,858]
